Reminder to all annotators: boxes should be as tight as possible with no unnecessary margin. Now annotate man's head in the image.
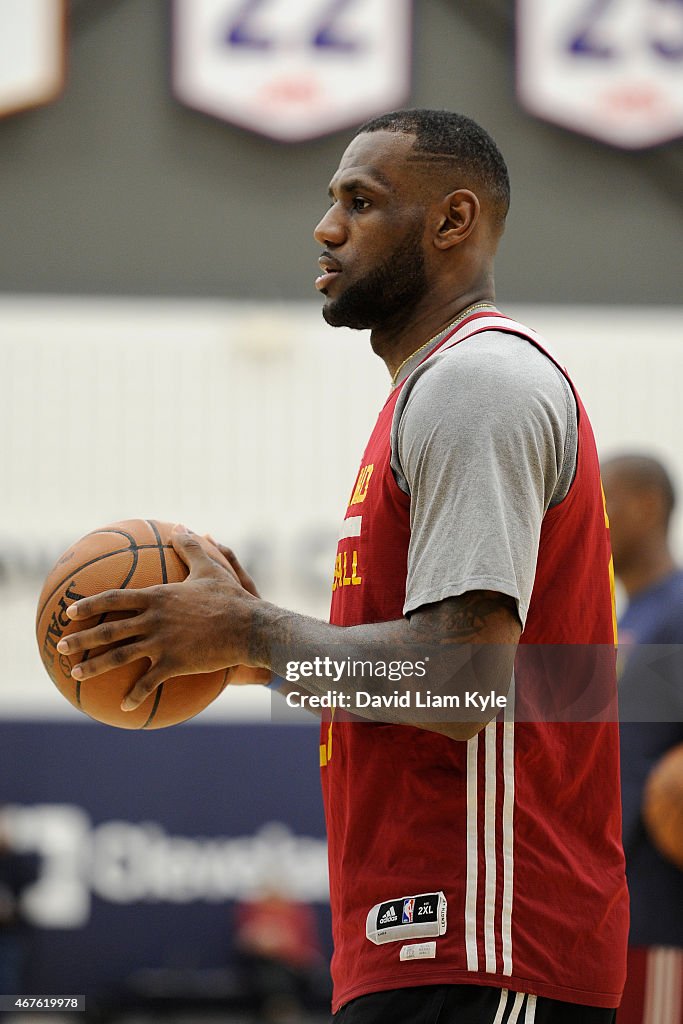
[602,454,677,576]
[359,109,510,228]
[314,109,510,332]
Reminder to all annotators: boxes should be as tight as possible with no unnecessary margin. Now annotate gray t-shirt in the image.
[390,329,578,627]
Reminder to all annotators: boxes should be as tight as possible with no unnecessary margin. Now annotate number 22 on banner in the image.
[223,0,362,51]
[173,0,412,142]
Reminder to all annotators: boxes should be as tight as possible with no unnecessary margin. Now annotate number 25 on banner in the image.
[173,0,412,142]
[517,0,683,148]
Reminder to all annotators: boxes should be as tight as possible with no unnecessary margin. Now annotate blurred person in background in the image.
[234,874,328,1024]
[602,454,683,1024]
[0,808,38,996]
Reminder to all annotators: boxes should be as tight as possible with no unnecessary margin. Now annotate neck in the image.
[370,288,496,379]
[619,541,676,599]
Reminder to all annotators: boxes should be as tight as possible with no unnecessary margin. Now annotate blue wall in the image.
[0,719,329,1001]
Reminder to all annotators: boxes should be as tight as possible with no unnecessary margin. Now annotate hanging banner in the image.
[173,0,412,142]
[0,0,66,117]
[517,0,683,149]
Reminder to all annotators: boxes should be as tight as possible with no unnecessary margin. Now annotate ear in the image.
[433,189,480,250]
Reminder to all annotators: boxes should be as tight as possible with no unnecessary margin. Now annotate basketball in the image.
[642,742,683,871]
[36,519,233,730]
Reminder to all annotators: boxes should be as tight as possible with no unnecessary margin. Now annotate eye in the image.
[352,196,371,211]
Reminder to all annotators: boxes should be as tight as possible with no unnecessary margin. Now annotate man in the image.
[58,110,628,1023]
[602,454,683,1024]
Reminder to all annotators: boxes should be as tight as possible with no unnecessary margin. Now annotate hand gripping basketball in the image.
[52,524,267,719]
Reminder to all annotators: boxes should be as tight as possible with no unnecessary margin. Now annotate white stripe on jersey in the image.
[464,675,516,979]
[501,676,516,976]
[338,516,362,541]
[465,734,479,971]
[484,720,498,973]
[644,947,683,1024]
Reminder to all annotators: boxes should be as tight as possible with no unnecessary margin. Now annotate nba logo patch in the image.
[402,897,415,924]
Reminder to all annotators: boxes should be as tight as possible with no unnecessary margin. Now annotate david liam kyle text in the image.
[285,690,507,711]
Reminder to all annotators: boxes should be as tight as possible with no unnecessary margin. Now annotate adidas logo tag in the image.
[379,906,398,924]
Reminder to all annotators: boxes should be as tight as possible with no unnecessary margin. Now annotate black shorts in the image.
[332,984,617,1024]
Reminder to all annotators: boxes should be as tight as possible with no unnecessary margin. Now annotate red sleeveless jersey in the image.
[322,312,628,1011]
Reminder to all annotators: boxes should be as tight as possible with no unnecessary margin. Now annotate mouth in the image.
[316,254,342,293]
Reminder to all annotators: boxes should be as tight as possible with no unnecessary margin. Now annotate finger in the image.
[121,666,167,711]
[171,524,225,577]
[69,641,149,681]
[67,589,152,621]
[56,615,143,656]
[199,536,239,581]
[201,536,252,588]
[216,546,260,598]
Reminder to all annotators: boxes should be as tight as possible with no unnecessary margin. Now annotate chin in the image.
[322,304,344,328]
[322,308,369,331]
[321,298,372,331]
[321,302,345,328]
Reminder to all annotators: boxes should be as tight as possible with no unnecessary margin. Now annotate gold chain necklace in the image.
[390,302,496,387]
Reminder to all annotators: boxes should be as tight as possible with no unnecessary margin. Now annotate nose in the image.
[314,204,346,248]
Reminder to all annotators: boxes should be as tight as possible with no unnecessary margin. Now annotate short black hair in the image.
[357,109,510,226]
[603,453,677,525]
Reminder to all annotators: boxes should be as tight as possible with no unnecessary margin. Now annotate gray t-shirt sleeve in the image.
[391,331,577,627]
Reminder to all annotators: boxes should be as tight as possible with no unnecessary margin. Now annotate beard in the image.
[321,221,429,331]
